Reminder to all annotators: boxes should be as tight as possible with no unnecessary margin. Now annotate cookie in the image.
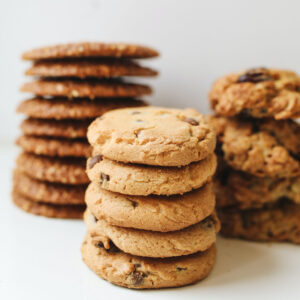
[81,234,216,289]
[20,79,152,99]
[209,68,300,120]
[21,118,90,138]
[211,116,300,178]
[219,201,300,244]
[16,153,88,184]
[12,190,84,219]
[215,167,300,209]
[87,154,216,196]
[22,42,159,60]
[85,209,220,258]
[26,59,158,78]
[16,135,91,157]
[13,171,86,205]
[17,98,146,120]
[88,107,216,166]
[85,181,215,232]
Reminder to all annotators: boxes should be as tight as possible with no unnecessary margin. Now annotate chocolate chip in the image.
[202,216,215,229]
[131,270,147,286]
[177,267,187,271]
[237,68,272,83]
[100,173,110,183]
[88,155,103,169]
[183,117,199,126]
[134,263,141,268]
[107,241,120,253]
[97,242,104,248]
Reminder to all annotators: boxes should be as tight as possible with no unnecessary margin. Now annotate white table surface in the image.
[1,144,299,300]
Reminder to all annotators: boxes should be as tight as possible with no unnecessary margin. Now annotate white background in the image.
[1,0,300,299]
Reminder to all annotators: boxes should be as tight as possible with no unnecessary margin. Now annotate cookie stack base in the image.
[81,234,216,289]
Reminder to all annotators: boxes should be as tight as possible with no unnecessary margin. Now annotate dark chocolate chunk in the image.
[177,267,187,271]
[131,270,147,286]
[183,117,199,126]
[237,68,271,83]
[100,172,110,182]
[88,155,103,169]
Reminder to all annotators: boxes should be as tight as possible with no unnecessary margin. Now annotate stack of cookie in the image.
[82,106,220,289]
[13,42,158,219]
[209,67,300,244]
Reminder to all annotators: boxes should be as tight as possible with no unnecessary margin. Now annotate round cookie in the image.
[13,171,86,205]
[16,135,91,157]
[21,118,90,138]
[209,68,300,120]
[12,190,84,219]
[219,201,300,244]
[87,154,216,195]
[22,42,159,60]
[88,107,216,167]
[20,79,152,99]
[85,209,220,258]
[16,153,89,184]
[26,59,158,78]
[17,98,146,120]
[85,181,215,232]
[215,167,300,210]
[211,116,300,178]
[81,234,216,289]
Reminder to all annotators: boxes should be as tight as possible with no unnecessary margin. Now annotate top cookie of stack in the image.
[13,42,158,219]
[209,67,300,244]
[82,106,220,289]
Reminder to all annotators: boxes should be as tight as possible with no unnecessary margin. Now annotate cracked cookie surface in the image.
[85,181,215,232]
[81,234,216,289]
[88,106,216,166]
[210,68,300,120]
[86,154,216,195]
[84,209,220,258]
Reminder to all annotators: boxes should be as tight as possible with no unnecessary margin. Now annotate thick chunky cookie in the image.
[13,190,84,219]
[210,68,300,120]
[13,171,86,205]
[85,181,215,232]
[20,79,151,99]
[26,59,157,78]
[21,118,90,138]
[16,135,91,157]
[17,98,146,120]
[85,209,219,258]
[215,167,300,209]
[211,116,300,178]
[219,201,300,244]
[16,153,88,184]
[81,234,216,289]
[87,154,216,195]
[22,42,159,60]
[88,107,216,166]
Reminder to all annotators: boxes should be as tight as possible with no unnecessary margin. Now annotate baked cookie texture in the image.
[81,234,216,289]
[22,42,159,60]
[26,59,158,78]
[14,41,159,220]
[88,106,216,166]
[86,154,217,195]
[210,68,300,120]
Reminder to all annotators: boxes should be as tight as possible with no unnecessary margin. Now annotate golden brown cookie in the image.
[88,107,216,167]
[16,135,91,157]
[16,153,88,184]
[210,68,300,120]
[26,59,158,78]
[13,170,86,205]
[87,154,216,195]
[21,118,90,138]
[215,167,300,209]
[219,201,300,244]
[12,190,84,219]
[22,42,159,60]
[81,234,216,289]
[85,181,215,232]
[212,116,300,178]
[20,79,152,99]
[17,98,146,120]
[85,209,220,258]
